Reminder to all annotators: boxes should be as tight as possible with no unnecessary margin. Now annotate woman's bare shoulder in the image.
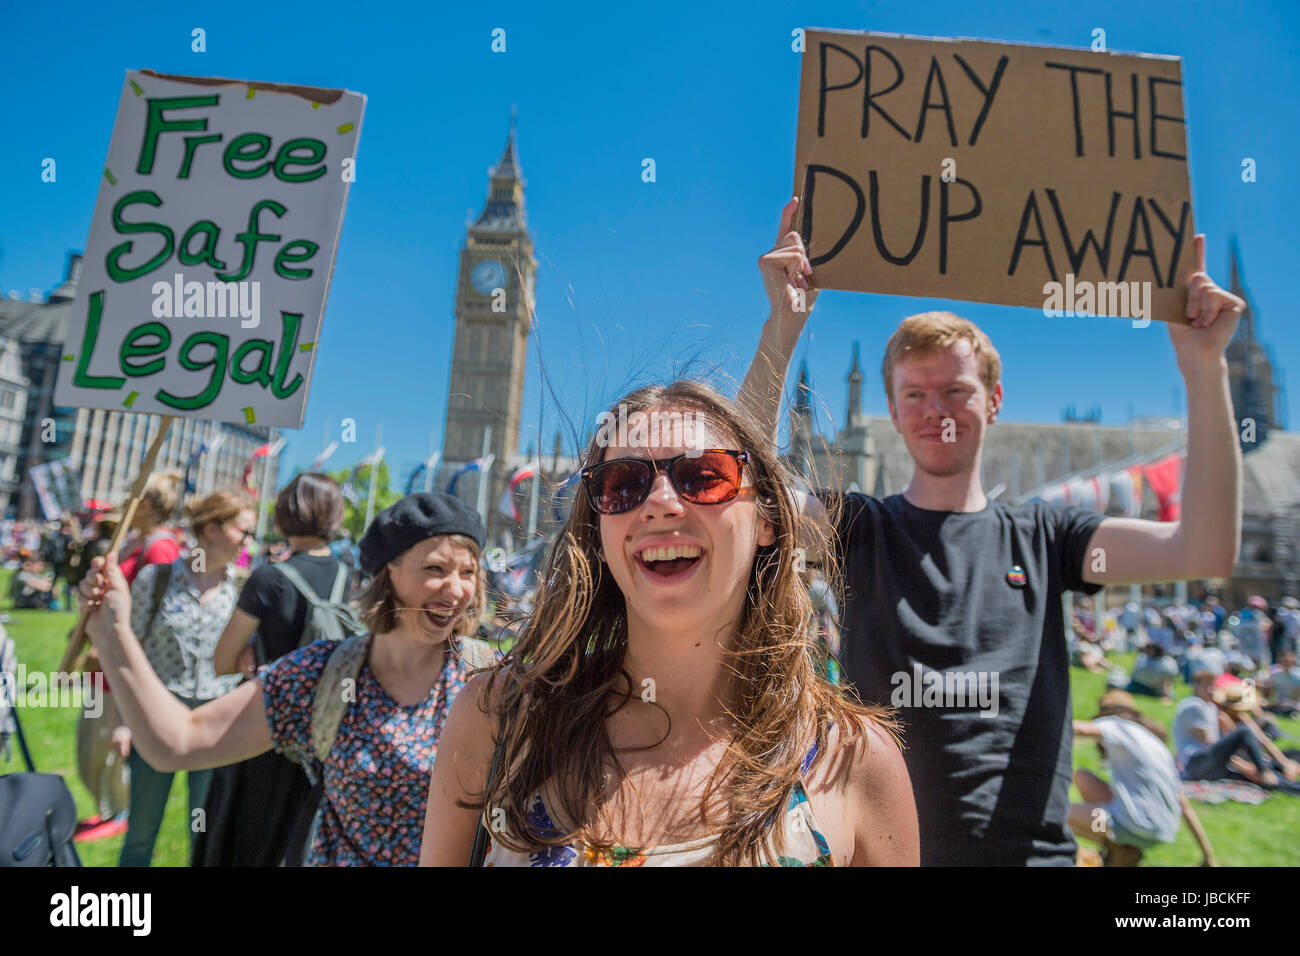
[814,713,918,865]
[809,713,906,793]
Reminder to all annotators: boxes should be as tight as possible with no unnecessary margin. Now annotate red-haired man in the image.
[741,199,1244,866]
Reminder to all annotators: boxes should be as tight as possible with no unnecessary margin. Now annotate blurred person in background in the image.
[198,474,351,867]
[1235,596,1272,670]
[1264,648,1300,717]
[1174,666,1297,790]
[1071,690,1216,867]
[40,520,73,610]
[80,472,187,836]
[117,490,255,866]
[1119,600,1141,654]
[1127,643,1179,702]
[9,558,55,609]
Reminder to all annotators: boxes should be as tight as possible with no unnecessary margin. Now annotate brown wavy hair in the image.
[139,470,184,526]
[359,533,486,639]
[475,380,899,865]
[183,488,254,537]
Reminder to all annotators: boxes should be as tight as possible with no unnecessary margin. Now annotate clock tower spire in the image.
[442,119,537,539]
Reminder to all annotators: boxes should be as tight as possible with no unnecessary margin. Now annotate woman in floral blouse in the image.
[81,493,491,866]
[119,489,255,867]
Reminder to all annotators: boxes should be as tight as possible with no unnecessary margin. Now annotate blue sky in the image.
[3,0,1295,485]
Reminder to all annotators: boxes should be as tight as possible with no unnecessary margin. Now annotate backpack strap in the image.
[310,633,371,765]
[127,529,172,565]
[328,563,348,603]
[273,561,329,607]
[470,733,508,867]
[275,560,350,614]
[144,562,174,641]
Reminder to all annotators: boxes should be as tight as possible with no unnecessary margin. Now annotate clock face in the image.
[471,259,508,295]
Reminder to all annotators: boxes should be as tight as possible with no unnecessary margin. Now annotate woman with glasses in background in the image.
[118,489,257,867]
[421,380,918,867]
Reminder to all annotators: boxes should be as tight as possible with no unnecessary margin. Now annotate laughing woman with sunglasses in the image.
[421,381,918,866]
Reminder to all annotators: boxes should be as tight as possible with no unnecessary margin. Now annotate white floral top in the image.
[131,558,242,702]
[482,741,834,867]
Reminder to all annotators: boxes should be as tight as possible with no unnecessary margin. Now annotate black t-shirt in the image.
[236,552,348,662]
[826,493,1104,866]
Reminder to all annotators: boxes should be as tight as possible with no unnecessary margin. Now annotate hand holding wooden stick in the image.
[59,415,175,674]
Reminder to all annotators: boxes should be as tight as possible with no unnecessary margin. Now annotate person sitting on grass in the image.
[1070,603,1111,675]
[1174,665,1299,789]
[1264,649,1300,717]
[1214,684,1300,793]
[1070,689,1217,867]
[1128,643,1179,702]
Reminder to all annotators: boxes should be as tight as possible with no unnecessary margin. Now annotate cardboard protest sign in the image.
[28,460,84,519]
[54,70,365,426]
[794,30,1196,324]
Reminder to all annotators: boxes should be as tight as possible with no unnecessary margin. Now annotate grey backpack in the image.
[273,562,366,648]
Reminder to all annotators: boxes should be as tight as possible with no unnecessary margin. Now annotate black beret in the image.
[359,493,485,576]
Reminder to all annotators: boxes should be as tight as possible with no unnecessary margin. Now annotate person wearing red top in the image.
[118,531,181,585]
[76,471,185,841]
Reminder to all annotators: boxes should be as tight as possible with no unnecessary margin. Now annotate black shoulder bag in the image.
[0,687,81,866]
[469,736,507,867]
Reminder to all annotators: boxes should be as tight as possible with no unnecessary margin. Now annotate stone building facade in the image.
[67,412,279,511]
[0,336,31,513]
[0,253,82,517]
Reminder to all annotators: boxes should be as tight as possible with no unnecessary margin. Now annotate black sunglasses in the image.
[581,449,750,516]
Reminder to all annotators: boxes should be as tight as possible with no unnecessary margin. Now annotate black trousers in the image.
[192,750,314,867]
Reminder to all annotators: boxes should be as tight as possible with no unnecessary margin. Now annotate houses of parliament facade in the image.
[441,130,1295,603]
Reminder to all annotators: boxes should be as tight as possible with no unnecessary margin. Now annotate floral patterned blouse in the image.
[257,637,477,866]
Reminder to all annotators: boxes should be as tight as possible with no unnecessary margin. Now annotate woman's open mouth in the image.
[634,544,704,581]
[422,603,460,628]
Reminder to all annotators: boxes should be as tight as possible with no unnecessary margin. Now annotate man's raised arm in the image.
[1084,235,1245,585]
[737,198,818,452]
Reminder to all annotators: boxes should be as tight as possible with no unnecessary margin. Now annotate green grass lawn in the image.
[1070,651,1300,866]
[1,571,196,866]
[3,569,1297,867]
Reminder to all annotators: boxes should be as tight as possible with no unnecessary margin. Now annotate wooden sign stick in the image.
[59,414,176,673]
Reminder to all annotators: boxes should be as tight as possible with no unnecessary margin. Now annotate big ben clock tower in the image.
[442,120,536,535]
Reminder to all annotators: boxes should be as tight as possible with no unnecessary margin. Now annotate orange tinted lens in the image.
[673,452,741,504]
[588,459,652,514]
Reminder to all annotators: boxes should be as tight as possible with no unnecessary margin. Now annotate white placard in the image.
[54,70,365,427]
